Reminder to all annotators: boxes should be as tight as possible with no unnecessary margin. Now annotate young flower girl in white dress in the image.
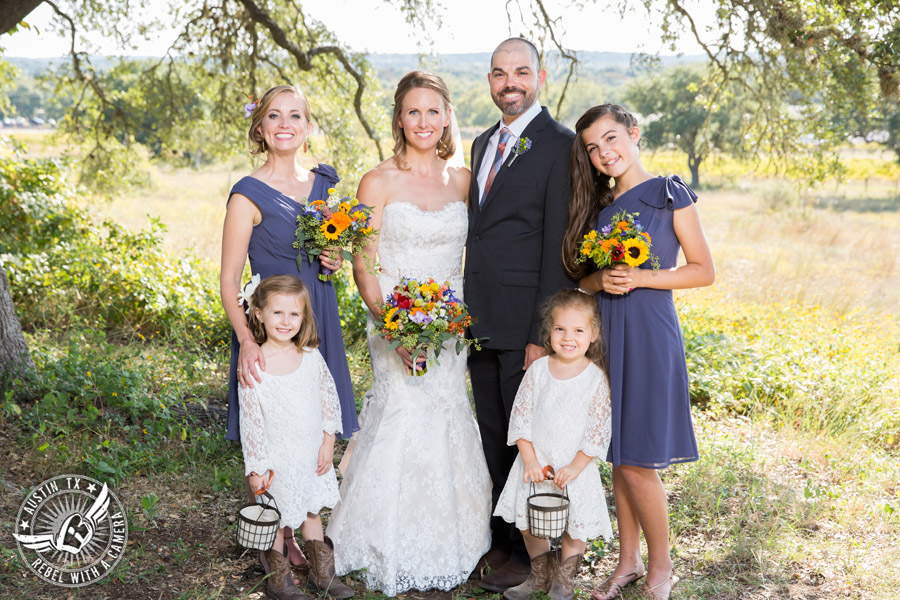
[239,274,353,600]
[494,289,614,600]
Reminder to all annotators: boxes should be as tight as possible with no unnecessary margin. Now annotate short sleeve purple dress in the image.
[225,164,359,441]
[595,175,698,468]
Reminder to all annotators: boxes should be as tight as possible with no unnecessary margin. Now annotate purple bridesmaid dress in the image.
[595,175,699,468]
[225,164,359,441]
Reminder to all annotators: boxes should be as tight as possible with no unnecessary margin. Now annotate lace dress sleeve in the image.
[579,370,612,459]
[316,352,343,436]
[507,364,537,445]
[239,384,272,476]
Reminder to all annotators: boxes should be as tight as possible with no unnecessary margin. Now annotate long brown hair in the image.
[391,71,455,168]
[562,104,639,280]
[247,85,312,156]
[248,275,319,350]
[540,289,606,372]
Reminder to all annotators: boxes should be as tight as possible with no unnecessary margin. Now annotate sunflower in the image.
[330,212,352,232]
[383,307,401,329]
[320,221,341,240]
[622,238,650,267]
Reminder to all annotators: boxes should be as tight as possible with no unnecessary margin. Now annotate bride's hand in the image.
[319,246,343,271]
[395,346,426,371]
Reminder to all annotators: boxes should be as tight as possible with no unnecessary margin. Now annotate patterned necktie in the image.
[481,127,512,204]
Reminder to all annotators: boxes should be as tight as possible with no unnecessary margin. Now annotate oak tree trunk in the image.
[0,264,34,381]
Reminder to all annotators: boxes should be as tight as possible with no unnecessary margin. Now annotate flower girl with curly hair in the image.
[239,274,353,600]
[494,288,613,600]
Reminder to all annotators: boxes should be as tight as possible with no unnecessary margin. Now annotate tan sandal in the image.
[641,571,679,600]
[592,565,646,600]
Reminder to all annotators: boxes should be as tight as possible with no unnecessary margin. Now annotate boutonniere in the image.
[507,137,532,166]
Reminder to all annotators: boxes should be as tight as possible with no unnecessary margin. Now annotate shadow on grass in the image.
[814,195,900,213]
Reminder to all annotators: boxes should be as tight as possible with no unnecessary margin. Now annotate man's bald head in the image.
[491,38,541,72]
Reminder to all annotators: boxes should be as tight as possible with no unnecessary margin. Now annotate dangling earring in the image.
[302,141,308,153]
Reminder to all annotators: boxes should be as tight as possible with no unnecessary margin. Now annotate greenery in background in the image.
[680,295,900,451]
[624,64,746,188]
[0,145,229,347]
[4,325,240,485]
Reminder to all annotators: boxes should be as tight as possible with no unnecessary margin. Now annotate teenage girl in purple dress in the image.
[562,104,715,600]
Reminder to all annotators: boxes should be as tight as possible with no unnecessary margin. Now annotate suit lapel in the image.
[479,108,552,213]
[470,125,498,219]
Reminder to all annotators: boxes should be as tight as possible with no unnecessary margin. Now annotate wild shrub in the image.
[680,294,900,450]
[0,150,229,346]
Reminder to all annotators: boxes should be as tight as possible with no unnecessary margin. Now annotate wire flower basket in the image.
[236,490,281,551]
[526,466,569,539]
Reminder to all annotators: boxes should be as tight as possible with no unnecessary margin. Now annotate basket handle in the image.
[253,470,274,495]
[528,465,568,497]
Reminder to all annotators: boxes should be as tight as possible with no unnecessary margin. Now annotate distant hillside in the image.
[4,51,706,127]
[368,50,704,87]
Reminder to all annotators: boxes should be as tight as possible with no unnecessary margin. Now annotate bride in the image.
[326,71,492,596]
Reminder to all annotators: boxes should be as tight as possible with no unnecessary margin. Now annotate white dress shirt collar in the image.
[495,101,542,140]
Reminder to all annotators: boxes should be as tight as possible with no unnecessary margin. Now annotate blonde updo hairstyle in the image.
[247,85,312,156]
[391,71,455,168]
[247,275,319,350]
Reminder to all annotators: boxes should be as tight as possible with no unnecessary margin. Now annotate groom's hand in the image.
[523,343,546,370]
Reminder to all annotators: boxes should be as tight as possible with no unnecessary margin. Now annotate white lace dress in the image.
[494,356,614,541]
[326,201,492,596]
[239,348,343,527]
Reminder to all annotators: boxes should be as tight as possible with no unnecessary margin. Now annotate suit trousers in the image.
[468,346,529,564]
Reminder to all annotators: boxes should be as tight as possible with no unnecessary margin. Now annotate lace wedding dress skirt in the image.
[327,201,492,596]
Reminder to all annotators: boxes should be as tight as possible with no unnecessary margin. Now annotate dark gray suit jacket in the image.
[464,107,576,349]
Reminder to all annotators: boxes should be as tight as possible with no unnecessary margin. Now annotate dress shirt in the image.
[476,101,543,198]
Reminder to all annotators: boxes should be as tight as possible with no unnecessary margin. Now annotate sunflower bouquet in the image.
[577,209,660,271]
[377,278,480,376]
[293,188,375,281]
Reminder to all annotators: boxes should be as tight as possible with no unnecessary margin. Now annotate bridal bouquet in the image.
[377,278,480,376]
[294,188,375,281]
[577,209,660,271]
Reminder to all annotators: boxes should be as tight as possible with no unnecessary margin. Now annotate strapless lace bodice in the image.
[376,201,467,293]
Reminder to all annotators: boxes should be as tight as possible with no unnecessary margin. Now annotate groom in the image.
[465,37,576,592]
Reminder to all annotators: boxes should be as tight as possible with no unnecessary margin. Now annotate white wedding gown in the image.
[326,201,492,596]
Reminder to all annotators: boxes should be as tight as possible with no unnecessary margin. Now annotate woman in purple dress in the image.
[562,104,715,600]
[220,85,359,575]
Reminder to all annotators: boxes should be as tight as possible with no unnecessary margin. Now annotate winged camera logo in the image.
[13,474,128,587]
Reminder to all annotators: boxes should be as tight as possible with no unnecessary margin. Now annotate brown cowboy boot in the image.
[264,548,309,600]
[549,553,583,600]
[503,550,555,600]
[305,537,354,599]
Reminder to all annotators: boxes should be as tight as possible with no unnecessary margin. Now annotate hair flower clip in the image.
[243,93,257,119]
[237,273,261,314]
[507,137,532,166]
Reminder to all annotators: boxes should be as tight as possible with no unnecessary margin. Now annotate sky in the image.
[2,0,712,58]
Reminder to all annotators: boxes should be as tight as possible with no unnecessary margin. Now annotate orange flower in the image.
[642,232,652,244]
[310,200,327,209]
[617,221,630,232]
[330,212,352,232]
[600,239,616,253]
